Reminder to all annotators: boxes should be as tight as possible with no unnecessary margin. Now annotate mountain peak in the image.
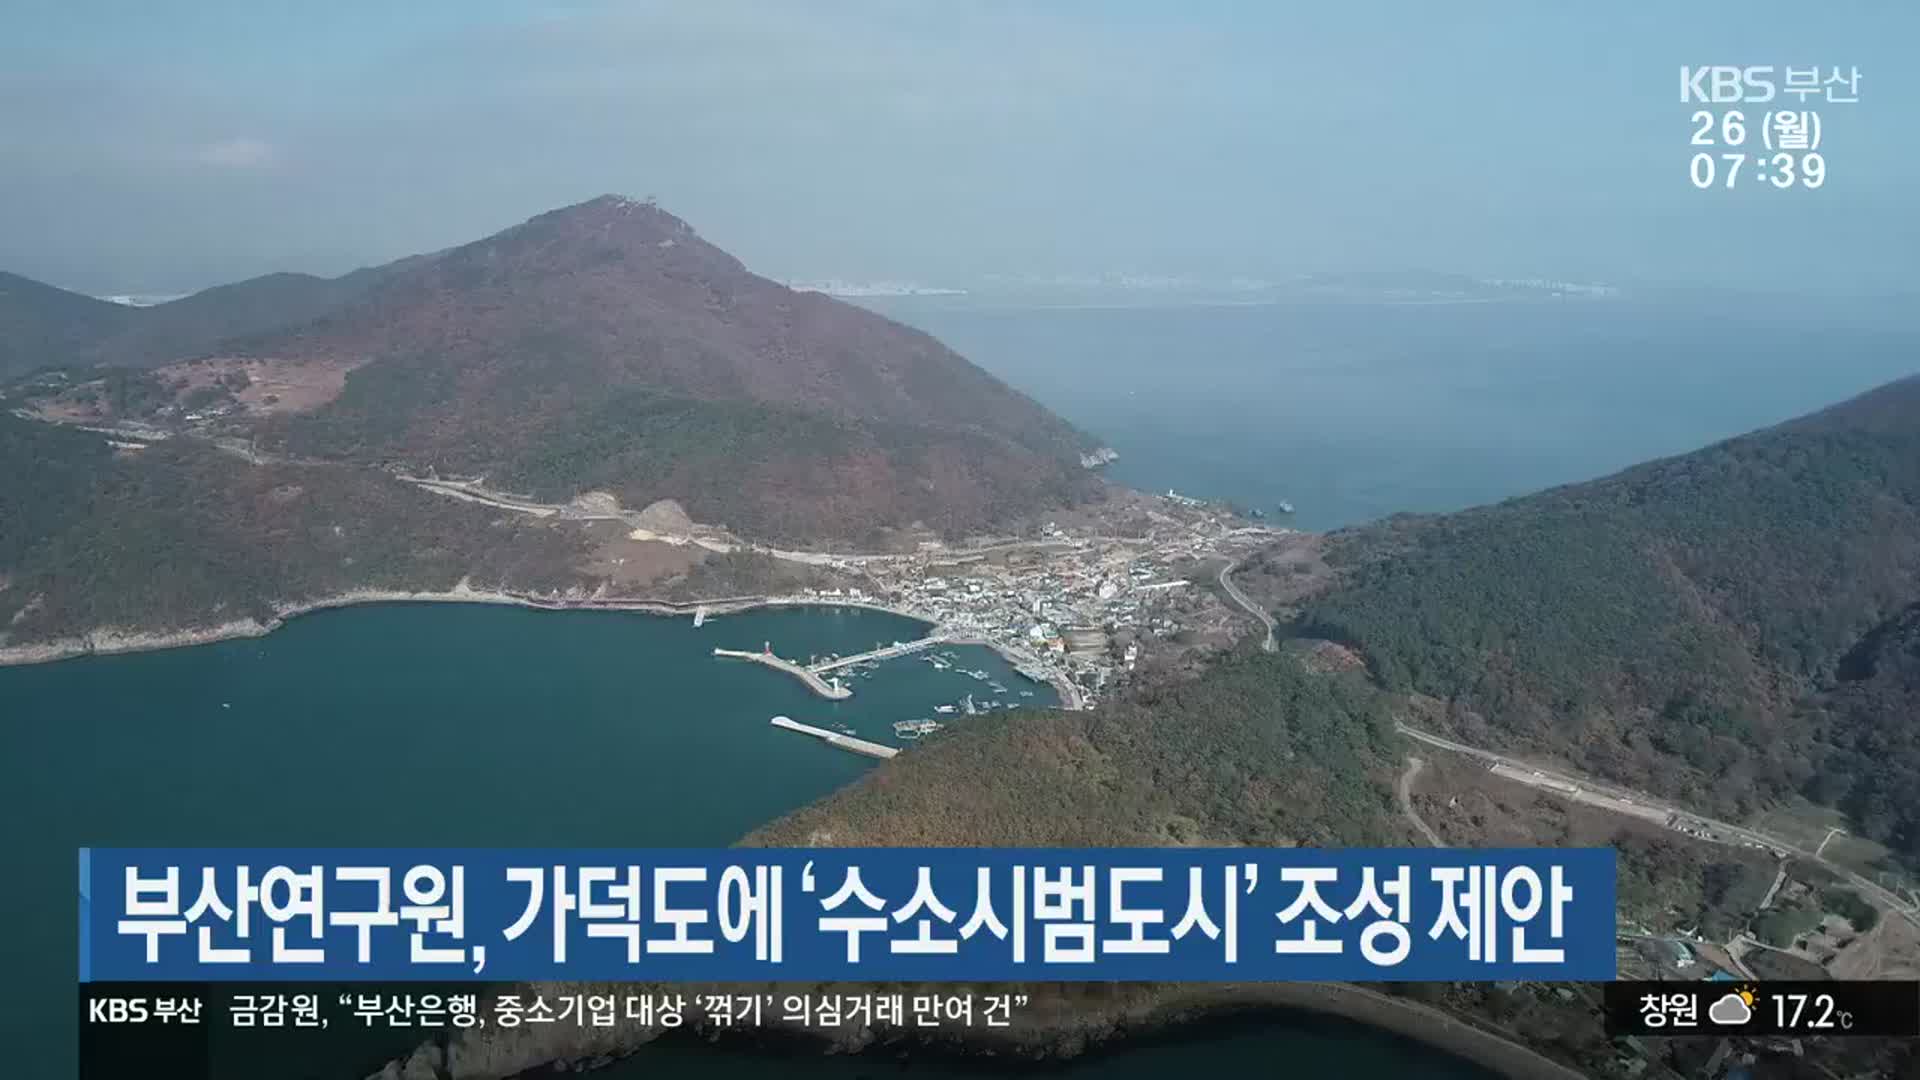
[582,193,657,211]
[413,193,729,283]
[529,193,695,233]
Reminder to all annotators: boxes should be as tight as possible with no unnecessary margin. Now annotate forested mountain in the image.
[0,411,588,642]
[234,195,1099,541]
[749,651,1405,849]
[1804,602,1920,858]
[5,196,1101,552]
[1293,375,1920,850]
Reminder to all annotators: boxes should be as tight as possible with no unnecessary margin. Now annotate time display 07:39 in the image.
[1688,110,1825,189]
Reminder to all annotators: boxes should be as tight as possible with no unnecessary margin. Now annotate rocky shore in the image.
[0,617,277,667]
[0,584,521,668]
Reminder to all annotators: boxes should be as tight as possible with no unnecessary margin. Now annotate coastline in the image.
[0,582,1091,707]
[0,585,903,668]
[0,586,1097,702]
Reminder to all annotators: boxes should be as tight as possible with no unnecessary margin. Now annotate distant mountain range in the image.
[831,269,1623,312]
[1,254,1615,390]
[0,265,402,380]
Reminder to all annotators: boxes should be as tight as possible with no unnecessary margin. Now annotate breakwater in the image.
[713,647,853,699]
[768,715,898,759]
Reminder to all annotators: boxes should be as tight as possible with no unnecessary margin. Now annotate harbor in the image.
[809,633,950,673]
[712,645,852,699]
[713,633,957,700]
[702,609,1067,762]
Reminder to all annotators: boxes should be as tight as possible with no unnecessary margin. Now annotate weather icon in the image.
[1709,987,1759,1026]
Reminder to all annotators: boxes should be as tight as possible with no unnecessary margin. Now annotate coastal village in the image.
[354,459,1289,722]
[775,492,1286,715]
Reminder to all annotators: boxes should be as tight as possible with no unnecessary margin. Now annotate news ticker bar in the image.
[1603,980,1919,1038]
[81,979,1920,1078]
[82,847,1618,982]
[79,982,1038,1080]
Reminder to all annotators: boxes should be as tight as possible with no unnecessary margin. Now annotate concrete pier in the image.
[769,715,898,759]
[808,633,948,674]
[713,646,852,699]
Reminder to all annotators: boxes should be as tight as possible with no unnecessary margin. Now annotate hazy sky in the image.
[2,1,1913,294]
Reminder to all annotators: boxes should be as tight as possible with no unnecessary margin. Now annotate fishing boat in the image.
[934,704,957,714]
[892,719,944,740]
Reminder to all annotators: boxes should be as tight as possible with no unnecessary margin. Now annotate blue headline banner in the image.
[81,847,1616,982]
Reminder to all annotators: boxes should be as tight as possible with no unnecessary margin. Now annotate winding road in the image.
[1218,559,1277,652]
[1397,756,1444,847]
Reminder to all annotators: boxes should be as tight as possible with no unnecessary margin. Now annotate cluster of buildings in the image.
[799,496,1282,709]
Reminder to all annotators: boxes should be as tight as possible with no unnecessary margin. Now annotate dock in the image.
[713,647,852,699]
[770,715,898,759]
[808,634,948,674]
